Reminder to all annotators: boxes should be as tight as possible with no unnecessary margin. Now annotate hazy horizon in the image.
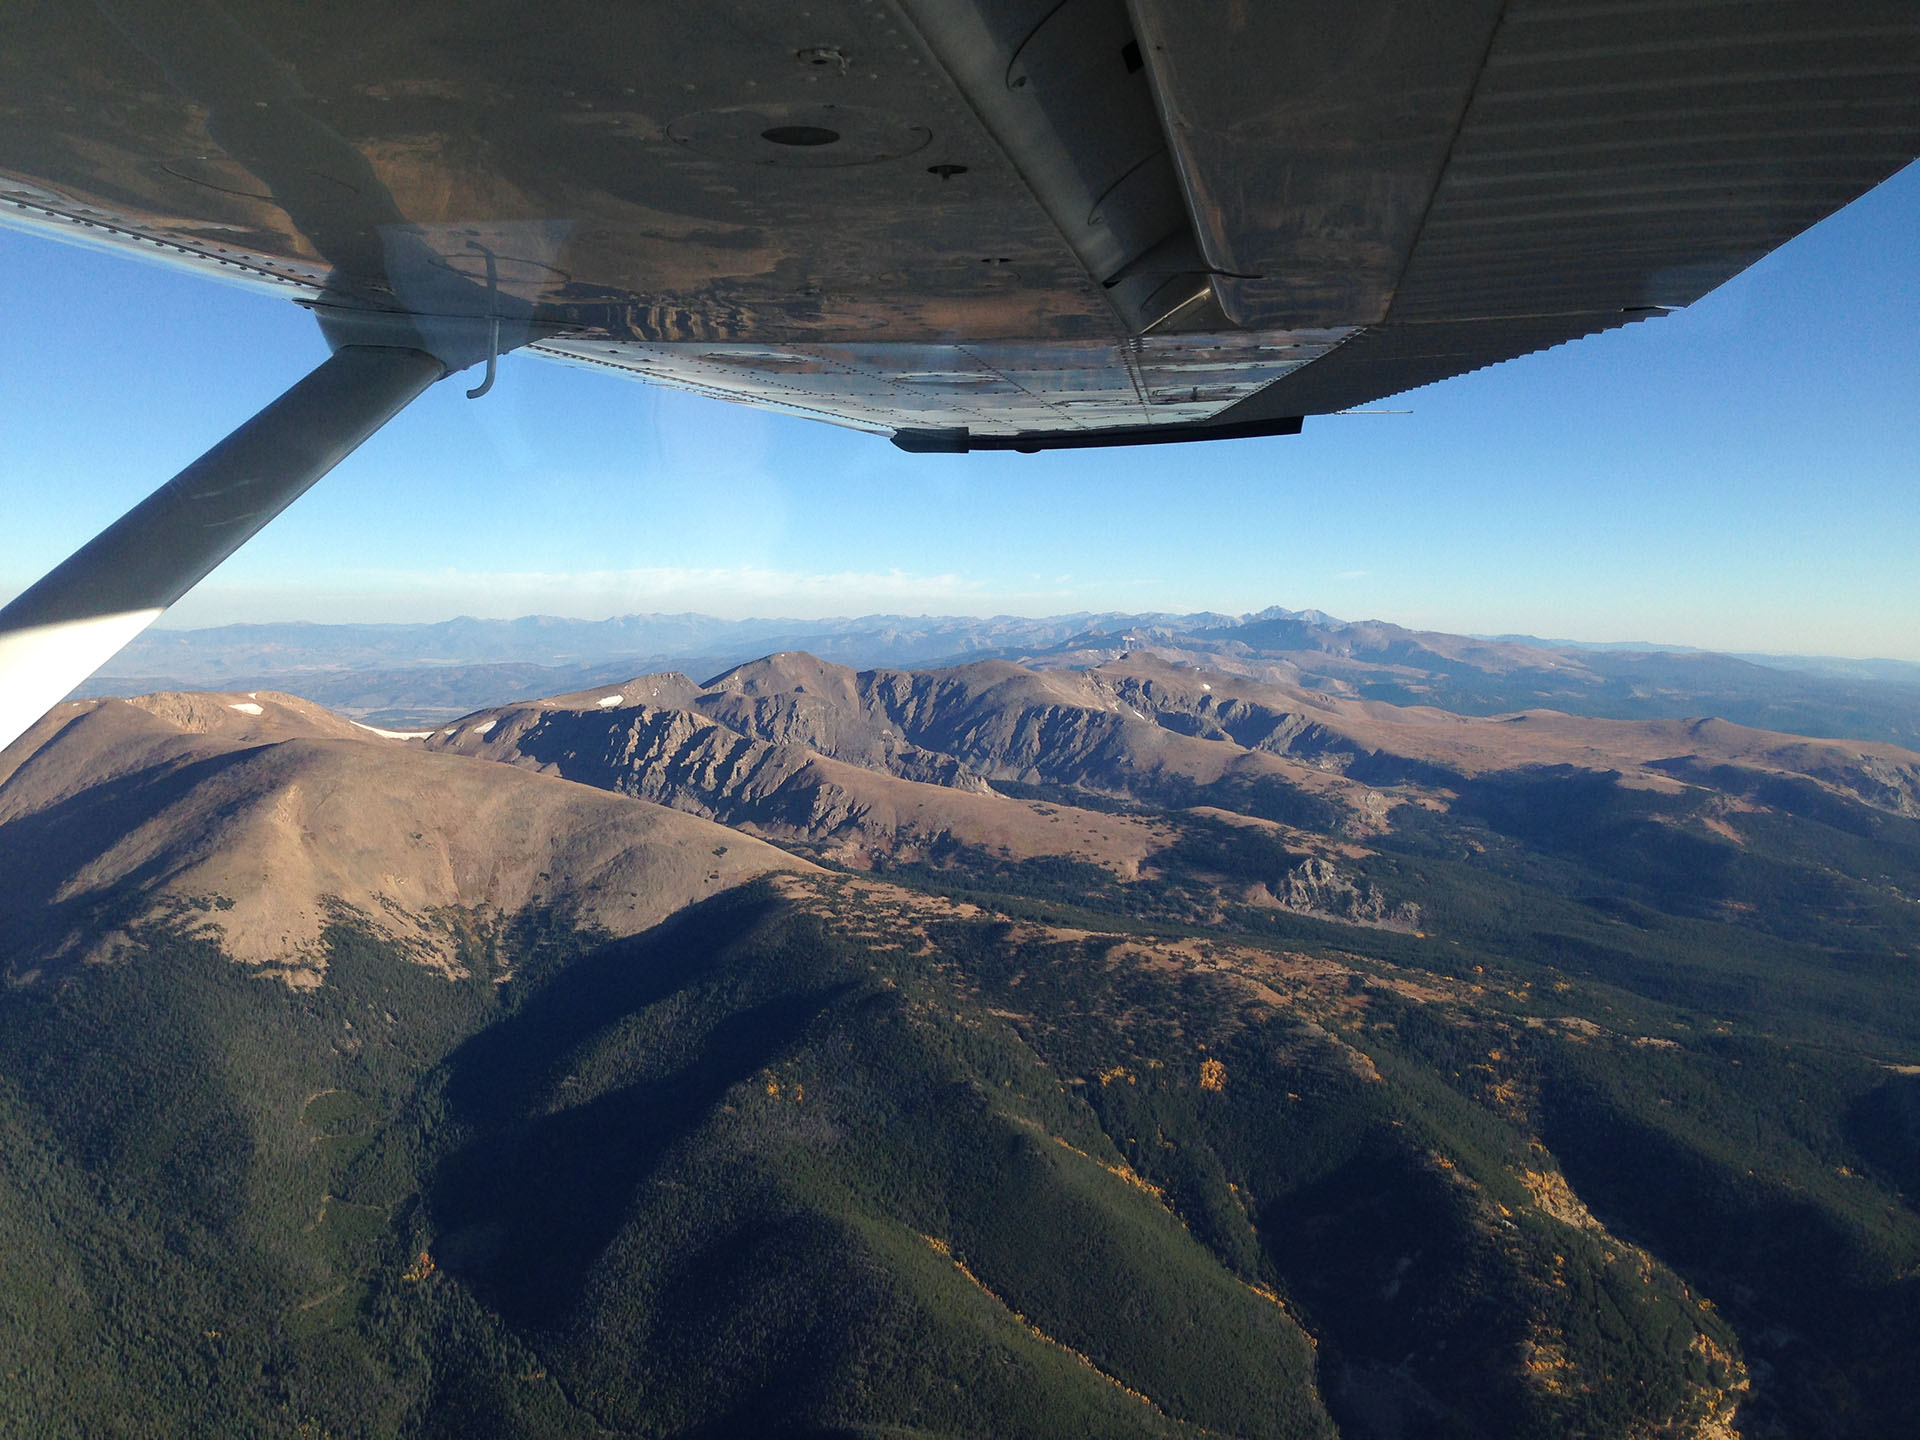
[6,163,1917,661]
[122,602,1920,669]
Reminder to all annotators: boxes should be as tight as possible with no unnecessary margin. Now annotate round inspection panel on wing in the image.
[667,104,931,168]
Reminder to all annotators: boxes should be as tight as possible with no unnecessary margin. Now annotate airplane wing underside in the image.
[4,0,1915,447]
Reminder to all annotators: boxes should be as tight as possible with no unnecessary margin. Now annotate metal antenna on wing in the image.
[466,242,502,401]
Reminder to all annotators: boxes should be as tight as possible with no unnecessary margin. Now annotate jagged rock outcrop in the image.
[694,654,990,791]
[425,650,1920,882]
[1270,857,1423,930]
[425,690,1165,870]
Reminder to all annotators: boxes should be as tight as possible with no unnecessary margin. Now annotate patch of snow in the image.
[1200,683,1211,691]
[597,693,624,708]
[353,721,434,740]
[471,718,498,736]
[228,702,264,716]
[1130,708,1147,720]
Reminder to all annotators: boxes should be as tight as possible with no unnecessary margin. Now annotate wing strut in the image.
[0,343,446,753]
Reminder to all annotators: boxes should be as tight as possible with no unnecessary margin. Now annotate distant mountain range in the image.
[83,606,1920,747]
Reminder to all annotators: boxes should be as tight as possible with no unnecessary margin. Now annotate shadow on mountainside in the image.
[0,745,264,964]
[428,891,855,1328]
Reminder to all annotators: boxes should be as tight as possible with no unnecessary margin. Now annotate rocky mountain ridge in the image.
[79,605,1920,748]
[433,650,1920,828]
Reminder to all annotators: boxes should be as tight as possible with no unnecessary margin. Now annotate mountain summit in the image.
[0,690,805,982]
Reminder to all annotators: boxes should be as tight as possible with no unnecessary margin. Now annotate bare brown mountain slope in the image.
[0,693,810,984]
[425,687,1167,872]
[689,651,1920,818]
[440,652,1920,831]
[689,654,1377,817]
[1088,658,1920,815]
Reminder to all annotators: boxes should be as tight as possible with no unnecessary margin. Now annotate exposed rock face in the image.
[430,655,1374,862]
[705,656,1354,806]
[1271,857,1423,930]
[1834,754,1920,817]
[426,690,1166,872]
[425,650,1920,886]
[697,654,1920,820]
[694,654,992,792]
[443,700,980,839]
[1099,672,1359,763]
[1765,746,1920,818]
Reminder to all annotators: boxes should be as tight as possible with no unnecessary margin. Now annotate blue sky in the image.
[4,160,1917,659]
